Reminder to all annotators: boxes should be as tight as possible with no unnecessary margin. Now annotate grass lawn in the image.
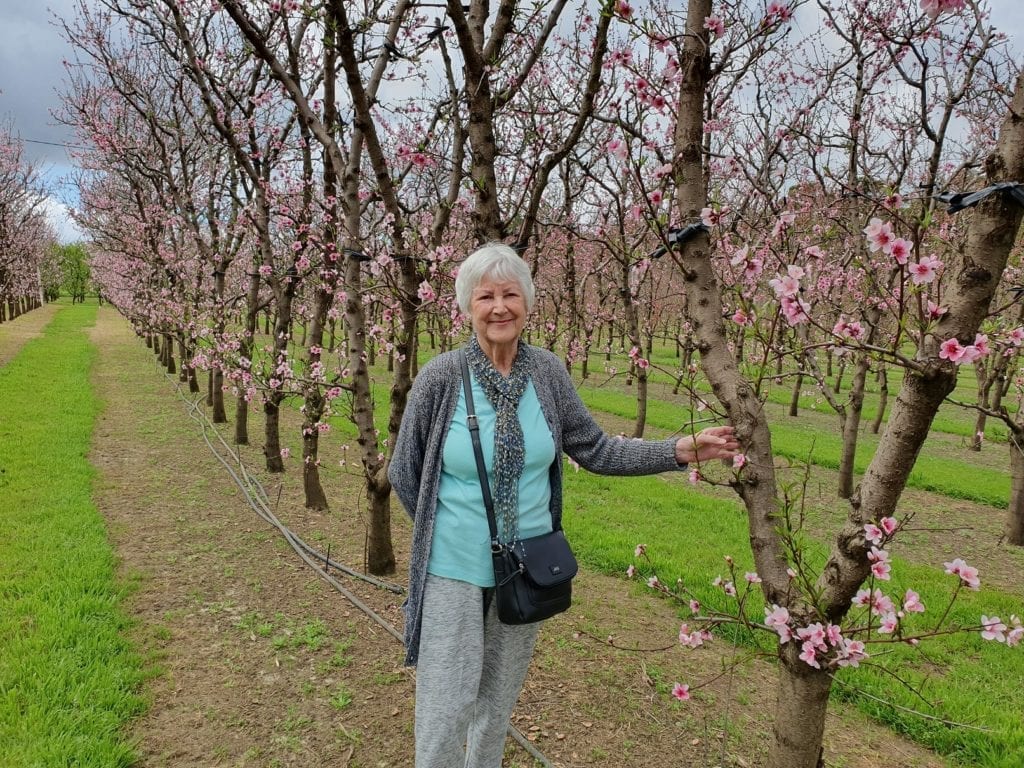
[0,301,144,767]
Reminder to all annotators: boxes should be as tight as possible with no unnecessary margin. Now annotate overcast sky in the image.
[2,1,1022,244]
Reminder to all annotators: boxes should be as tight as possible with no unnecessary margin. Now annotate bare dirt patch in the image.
[89,305,948,767]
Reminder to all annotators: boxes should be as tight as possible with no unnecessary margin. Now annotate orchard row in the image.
[54,2,1024,766]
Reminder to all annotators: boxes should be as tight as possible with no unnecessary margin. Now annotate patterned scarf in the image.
[466,335,531,544]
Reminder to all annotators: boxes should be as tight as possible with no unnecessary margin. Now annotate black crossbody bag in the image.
[460,350,578,625]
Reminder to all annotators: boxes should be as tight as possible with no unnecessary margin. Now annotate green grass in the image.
[576,382,1011,508]
[0,302,145,767]
[561,467,1024,767]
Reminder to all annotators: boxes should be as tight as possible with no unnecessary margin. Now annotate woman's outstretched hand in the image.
[674,425,740,466]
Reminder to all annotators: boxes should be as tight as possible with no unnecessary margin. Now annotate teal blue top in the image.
[427,374,556,587]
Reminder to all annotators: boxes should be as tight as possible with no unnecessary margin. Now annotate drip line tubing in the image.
[162,370,554,767]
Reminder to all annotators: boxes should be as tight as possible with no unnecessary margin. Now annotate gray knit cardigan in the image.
[387,344,682,666]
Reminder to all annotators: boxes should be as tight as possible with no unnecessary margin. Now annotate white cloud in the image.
[40,195,84,244]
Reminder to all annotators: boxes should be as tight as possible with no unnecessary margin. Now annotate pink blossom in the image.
[279,447,290,459]
[903,589,925,614]
[799,641,820,668]
[634,544,646,557]
[723,581,737,597]
[972,334,991,357]
[688,469,701,485]
[771,212,796,239]
[863,217,896,254]
[927,301,948,320]
[744,570,761,583]
[690,599,701,614]
[878,612,899,634]
[864,523,883,546]
[870,558,891,581]
[701,206,728,227]
[626,564,636,578]
[833,317,865,341]
[733,453,747,469]
[944,558,981,590]
[909,255,942,285]
[836,639,868,668]
[653,163,674,180]
[615,0,633,19]
[258,264,273,277]
[797,623,827,651]
[647,576,660,588]
[774,275,799,300]
[766,1,793,23]
[607,138,628,161]
[679,623,705,648]
[1007,616,1023,647]
[981,615,1007,642]
[1009,327,1024,346]
[780,296,811,326]
[939,338,965,363]
[856,588,895,616]
[764,604,790,630]
[647,189,663,205]
[825,624,843,647]
[889,238,912,265]
[881,517,898,536]
[703,14,726,39]
[671,682,691,701]
[732,308,749,326]
[959,345,983,365]
[920,0,965,19]
[417,281,436,303]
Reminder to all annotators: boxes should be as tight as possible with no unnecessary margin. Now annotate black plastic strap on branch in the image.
[344,248,370,262]
[648,222,710,259]
[934,182,1024,213]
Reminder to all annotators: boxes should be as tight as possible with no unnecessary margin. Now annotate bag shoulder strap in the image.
[460,350,500,546]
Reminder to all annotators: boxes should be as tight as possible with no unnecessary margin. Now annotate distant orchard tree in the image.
[55,243,90,303]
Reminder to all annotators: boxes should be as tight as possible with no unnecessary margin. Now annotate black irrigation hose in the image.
[162,371,555,768]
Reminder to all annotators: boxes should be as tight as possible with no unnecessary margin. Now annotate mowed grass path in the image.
[0,301,143,767]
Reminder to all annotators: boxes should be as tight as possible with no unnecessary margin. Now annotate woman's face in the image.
[470,276,527,352]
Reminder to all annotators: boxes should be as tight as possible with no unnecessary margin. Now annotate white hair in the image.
[454,242,535,315]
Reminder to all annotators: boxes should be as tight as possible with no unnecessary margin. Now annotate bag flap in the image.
[511,530,578,587]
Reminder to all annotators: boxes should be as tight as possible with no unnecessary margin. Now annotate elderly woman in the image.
[388,242,738,768]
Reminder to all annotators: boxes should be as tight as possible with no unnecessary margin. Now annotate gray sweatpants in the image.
[415,574,541,768]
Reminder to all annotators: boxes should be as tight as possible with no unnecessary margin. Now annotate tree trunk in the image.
[235,273,261,446]
[837,353,869,499]
[634,369,648,438]
[971,359,993,451]
[788,372,802,417]
[177,337,189,383]
[264,398,285,472]
[833,359,846,393]
[234,393,249,445]
[211,368,227,423]
[768,650,830,768]
[870,365,887,434]
[366,470,396,574]
[1006,431,1024,546]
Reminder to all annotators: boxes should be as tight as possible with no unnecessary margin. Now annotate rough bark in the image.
[672,7,1024,766]
[837,353,869,499]
[870,365,887,434]
[1007,431,1024,546]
